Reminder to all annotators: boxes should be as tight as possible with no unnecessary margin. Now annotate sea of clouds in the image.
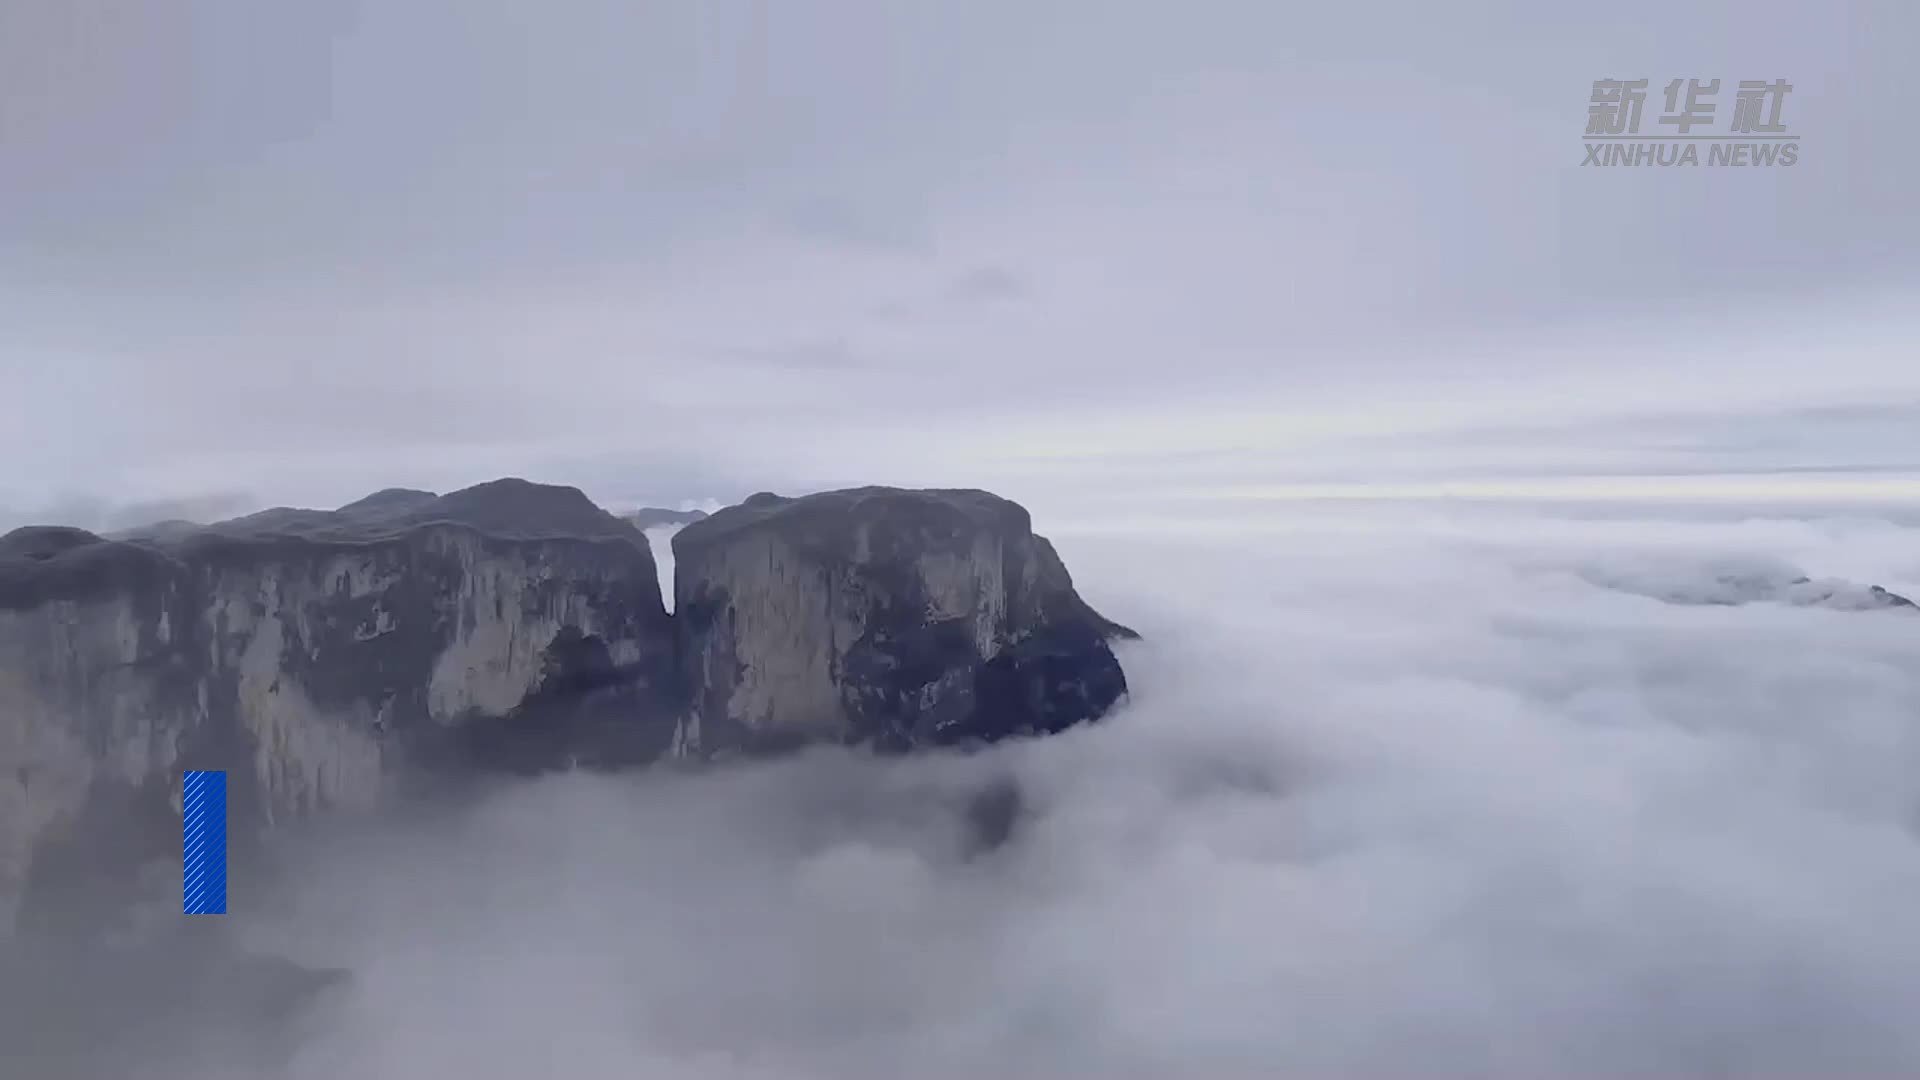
[16,494,1920,1077]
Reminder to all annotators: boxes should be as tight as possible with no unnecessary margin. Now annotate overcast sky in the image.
[2,0,1915,521]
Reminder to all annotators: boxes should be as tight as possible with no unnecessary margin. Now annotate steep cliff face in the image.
[0,480,675,933]
[1,480,1136,933]
[673,487,1134,756]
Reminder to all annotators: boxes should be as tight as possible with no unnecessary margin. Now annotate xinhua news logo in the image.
[1583,78,1799,167]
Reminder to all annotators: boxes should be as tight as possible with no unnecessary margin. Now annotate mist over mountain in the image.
[9,491,1920,1077]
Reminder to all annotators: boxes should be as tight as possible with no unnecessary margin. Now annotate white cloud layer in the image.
[21,494,1919,1077]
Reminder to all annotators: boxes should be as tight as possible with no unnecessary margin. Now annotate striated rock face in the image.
[673,487,1135,757]
[0,479,1135,934]
[0,479,675,934]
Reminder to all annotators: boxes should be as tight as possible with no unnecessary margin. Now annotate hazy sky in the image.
[2,0,1916,519]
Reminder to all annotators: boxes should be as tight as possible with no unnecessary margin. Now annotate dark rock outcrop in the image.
[1,479,1132,934]
[624,507,709,530]
[673,487,1135,756]
[0,479,676,934]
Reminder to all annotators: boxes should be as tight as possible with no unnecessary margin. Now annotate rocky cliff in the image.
[0,479,675,933]
[674,487,1135,756]
[1,480,1133,934]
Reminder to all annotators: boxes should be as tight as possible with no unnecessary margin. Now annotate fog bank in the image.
[12,497,1920,1077]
